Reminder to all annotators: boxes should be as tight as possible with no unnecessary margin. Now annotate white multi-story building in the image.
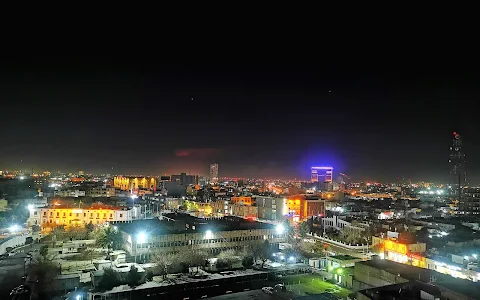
[27,205,139,229]
[86,187,115,197]
[54,189,86,198]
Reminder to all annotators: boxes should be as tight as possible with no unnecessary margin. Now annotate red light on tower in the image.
[453,132,457,135]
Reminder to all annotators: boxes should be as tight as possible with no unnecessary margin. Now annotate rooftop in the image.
[358,259,480,299]
[357,282,441,300]
[113,213,277,236]
[328,255,360,261]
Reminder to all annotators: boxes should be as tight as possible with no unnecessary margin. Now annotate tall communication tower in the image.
[449,132,466,199]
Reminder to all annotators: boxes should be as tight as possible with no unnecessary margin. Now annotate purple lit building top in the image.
[311,166,333,183]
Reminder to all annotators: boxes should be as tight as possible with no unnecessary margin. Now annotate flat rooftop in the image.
[113,213,277,236]
[358,259,480,299]
[329,255,361,261]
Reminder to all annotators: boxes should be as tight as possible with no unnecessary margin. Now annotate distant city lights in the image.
[418,190,444,195]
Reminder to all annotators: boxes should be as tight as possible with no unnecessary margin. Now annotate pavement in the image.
[207,289,293,300]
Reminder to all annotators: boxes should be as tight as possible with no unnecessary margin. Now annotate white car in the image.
[262,287,274,294]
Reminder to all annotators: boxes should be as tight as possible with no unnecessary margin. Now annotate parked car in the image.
[262,287,274,295]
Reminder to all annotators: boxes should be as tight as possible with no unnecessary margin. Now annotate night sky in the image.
[1,57,479,183]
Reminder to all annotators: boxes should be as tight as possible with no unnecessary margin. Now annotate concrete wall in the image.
[0,234,30,254]
[354,263,409,287]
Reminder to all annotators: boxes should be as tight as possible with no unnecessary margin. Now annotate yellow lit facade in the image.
[231,196,254,206]
[28,206,135,231]
[373,236,427,268]
[114,176,157,191]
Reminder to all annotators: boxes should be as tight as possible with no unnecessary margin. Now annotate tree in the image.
[85,221,94,233]
[151,252,178,279]
[217,250,240,269]
[252,240,271,268]
[52,226,65,243]
[98,268,122,291]
[145,270,154,282]
[39,245,49,258]
[27,255,61,299]
[65,225,89,240]
[215,259,230,269]
[127,265,142,287]
[242,256,254,268]
[175,248,208,273]
[299,221,310,238]
[96,226,123,251]
[189,250,208,272]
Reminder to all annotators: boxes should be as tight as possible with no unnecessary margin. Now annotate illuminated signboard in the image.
[384,240,407,255]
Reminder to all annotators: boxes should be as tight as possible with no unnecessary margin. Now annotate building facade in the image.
[231,196,254,206]
[115,215,285,261]
[54,189,86,198]
[210,201,258,219]
[255,196,287,221]
[170,173,198,185]
[210,163,219,183]
[311,166,333,183]
[86,187,115,197]
[285,194,325,222]
[113,176,157,191]
[27,205,137,230]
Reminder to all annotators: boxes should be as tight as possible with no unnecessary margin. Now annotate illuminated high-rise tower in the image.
[311,166,333,183]
[210,163,219,183]
[449,132,466,199]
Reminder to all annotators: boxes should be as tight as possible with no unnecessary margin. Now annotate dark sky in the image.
[1,57,479,183]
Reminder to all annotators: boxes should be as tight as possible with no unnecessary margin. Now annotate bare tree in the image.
[151,252,177,279]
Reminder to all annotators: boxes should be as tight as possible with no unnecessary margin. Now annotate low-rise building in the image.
[371,235,427,267]
[231,196,254,206]
[27,205,138,230]
[113,213,285,262]
[285,194,325,223]
[255,196,286,221]
[326,255,363,269]
[352,259,480,300]
[54,189,86,198]
[87,187,115,197]
[210,201,257,219]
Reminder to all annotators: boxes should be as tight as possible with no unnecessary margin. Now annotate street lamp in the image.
[136,231,147,263]
[205,230,213,240]
[9,224,19,233]
[137,231,147,244]
[276,224,284,235]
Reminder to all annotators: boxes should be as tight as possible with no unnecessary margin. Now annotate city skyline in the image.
[2,59,480,182]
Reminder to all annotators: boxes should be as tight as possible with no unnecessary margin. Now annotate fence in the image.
[307,233,370,251]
